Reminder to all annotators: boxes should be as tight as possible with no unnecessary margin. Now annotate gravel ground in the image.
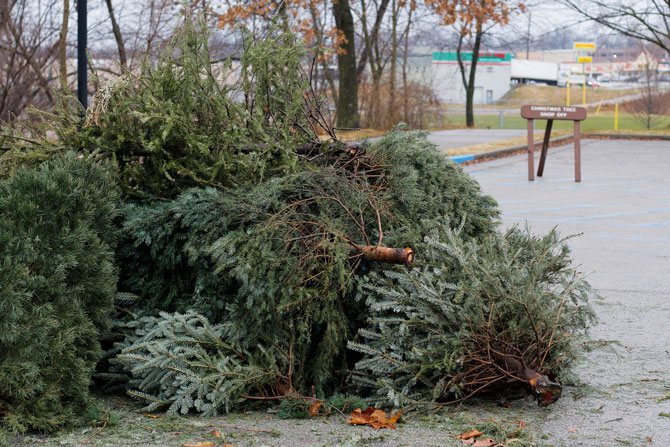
[9,138,669,447]
[11,394,547,447]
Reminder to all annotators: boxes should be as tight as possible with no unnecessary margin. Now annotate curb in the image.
[581,132,670,141]
[449,134,575,164]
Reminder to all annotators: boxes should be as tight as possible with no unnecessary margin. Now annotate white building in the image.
[432,52,513,104]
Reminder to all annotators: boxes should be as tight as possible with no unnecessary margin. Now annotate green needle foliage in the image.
[115,128,500,403]
[0,153,119,433]
[1,14,311,199]
[349,223,596,408]
[112,311,282,415]
[0,10,594,423]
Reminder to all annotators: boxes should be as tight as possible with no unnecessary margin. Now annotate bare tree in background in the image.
[563,0,670,54]
[625,49,670,129]
[427,0,525,128]
[104,0,128,67]
[0,0,61,121]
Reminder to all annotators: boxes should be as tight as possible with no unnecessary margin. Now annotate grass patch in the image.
[318,128,388,142]
[436,112,670,132]
[501,85,641,105]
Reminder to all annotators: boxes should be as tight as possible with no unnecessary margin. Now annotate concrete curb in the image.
[448,134,575,164]
[448,132,670,164]
[581,132,670,141]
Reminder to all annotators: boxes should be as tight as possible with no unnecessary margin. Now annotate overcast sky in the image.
[76,0,617,54]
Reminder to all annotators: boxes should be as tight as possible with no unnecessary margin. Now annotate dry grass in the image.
[318,128,388,142]
[444,129,572,156]
[501,85,641,105]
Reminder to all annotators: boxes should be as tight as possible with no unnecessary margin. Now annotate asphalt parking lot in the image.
[465,138,670,446]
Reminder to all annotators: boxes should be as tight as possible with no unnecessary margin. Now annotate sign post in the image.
[521,105,587,182]
[574,43,595,108]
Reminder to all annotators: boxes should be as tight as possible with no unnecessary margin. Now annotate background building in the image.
[432,51,513,104]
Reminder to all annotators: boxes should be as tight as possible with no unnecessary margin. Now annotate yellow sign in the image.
[577,56,592,63]
[573,42,596,51]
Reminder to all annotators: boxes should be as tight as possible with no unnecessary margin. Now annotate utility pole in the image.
[77,0,87,109]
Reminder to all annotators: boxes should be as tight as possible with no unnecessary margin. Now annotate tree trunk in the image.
[402,5,412,123]
[494,352,562,406]
[333,0,359,128]
[351,245,415,266]
[309,1,338,110]
[465,27,482,128]
[104,0,127,67]
[356,0,390,80]
[59,0,69,88]
[456,26,482,128]
[389,0,398,125]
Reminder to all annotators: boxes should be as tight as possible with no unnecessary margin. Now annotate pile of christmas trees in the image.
[0,16,595,435]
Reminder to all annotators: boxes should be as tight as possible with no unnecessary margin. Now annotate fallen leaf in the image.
[183,443,215,447]
[647,436,653,442]
[211,430,222,438]
[309,401,322,417]
[223,445,236,447]
[142,413,160,418]
[347,407,402,430]
[473,439,497,446]
[458,429,484,440]
[567,428,577,432]
[462,439,475,446]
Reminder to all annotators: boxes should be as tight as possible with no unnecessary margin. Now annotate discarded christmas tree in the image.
[0,154,119,433]
[349,223,595,408]
[0,13,596,424]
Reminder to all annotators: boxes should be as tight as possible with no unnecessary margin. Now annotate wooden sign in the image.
[521,105,586,121]
[521,105,587,183]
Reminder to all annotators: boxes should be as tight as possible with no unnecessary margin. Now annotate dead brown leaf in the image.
[211,430,222,438]
[473,439,497,446]
[458,429,484,440]
[141,413,160,418]
[309,401,323,417]
[183,443,216,447]
[347,407,402,430]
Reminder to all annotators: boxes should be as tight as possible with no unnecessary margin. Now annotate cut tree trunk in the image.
[496,352,562,406]
[352,245,415,266]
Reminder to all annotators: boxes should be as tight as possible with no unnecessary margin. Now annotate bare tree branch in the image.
[562,0,670,54]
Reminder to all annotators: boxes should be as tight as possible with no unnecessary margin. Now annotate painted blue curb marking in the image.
[449,154,475,163]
